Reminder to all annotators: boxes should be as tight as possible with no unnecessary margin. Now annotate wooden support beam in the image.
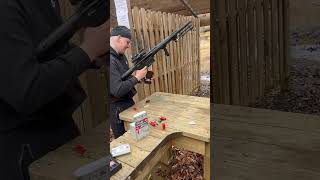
[179,0,198,17]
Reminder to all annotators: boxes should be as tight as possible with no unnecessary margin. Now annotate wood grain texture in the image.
[213,104,320,180]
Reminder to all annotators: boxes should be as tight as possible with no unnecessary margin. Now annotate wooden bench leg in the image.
[133,143,171,179]
[160,146,172,165]
[204,142,210,180]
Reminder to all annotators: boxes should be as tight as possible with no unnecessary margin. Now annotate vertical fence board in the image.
[229,0,240,104]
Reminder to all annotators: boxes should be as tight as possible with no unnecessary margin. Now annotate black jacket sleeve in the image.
[0,1,91,115]
[110,60,139,98]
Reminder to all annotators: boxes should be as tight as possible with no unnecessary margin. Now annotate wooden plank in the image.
[263,0,272,89]
[186,17,190,94]
[111,132,164,153]
[111,139,152,168]
[181,16,186,94]
[214,104,320,134]
[190,17,195,94]
[131,7,145,100]
[181,17,186,95]
[212,0,219,103]
[184,16,189,95]
[247,0,256,104]
[278,0,284,90]
[144,10,156,95]
[176,15,183,95]
[190,18,197,93]
[154,11,165,92]
[194,17,198,93]
[163,13,173,93]
[182,16,187,94]
[168,14,176,94]
[214,136,320,180]
[140,8,151,98]
[198,18,201,90]
[185,16,190,95]
[228,0,240,105]
[190,17,194,94]
[191,18,194,93]
[160,146,172,165]
[214,118,320,150]
[218,0,231,104]
[282,0,289,90]
[175,14,181,94]
[239,0,249,105]
[256,0,265,97]
[271,0,279,85]
[204,142,210,180]
[147,11,160,92]
[176,16,184,94]
[159,12,169,93]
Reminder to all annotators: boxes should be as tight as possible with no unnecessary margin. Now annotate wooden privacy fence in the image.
[212,0,289,105]
[128,7,201,101]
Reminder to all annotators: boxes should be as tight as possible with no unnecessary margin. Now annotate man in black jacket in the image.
[110,26,148,138]
[0,0,108,179]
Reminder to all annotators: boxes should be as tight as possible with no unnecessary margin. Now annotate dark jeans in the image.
[110,99,134,139]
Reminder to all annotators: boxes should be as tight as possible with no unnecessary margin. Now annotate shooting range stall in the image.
[112,92,210,179]
[28,92,210,179]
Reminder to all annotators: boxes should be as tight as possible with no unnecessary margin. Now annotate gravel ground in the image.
[252,58,320,115]
[252,29,320,115]
[191,72,210,98]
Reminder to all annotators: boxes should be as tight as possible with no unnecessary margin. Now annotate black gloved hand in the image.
[143,71,154,84]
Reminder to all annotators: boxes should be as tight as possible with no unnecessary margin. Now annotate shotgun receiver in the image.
[121,21,193,80]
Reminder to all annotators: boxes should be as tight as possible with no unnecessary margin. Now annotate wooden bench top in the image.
[214,104,320,180]
[120,92,210,142]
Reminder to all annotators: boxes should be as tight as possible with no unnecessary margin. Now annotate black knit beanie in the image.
[111,26,131,39]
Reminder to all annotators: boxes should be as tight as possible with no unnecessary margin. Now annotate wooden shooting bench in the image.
[29,92,320,179]
[111,92,210,179]
[28,92,210,180]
